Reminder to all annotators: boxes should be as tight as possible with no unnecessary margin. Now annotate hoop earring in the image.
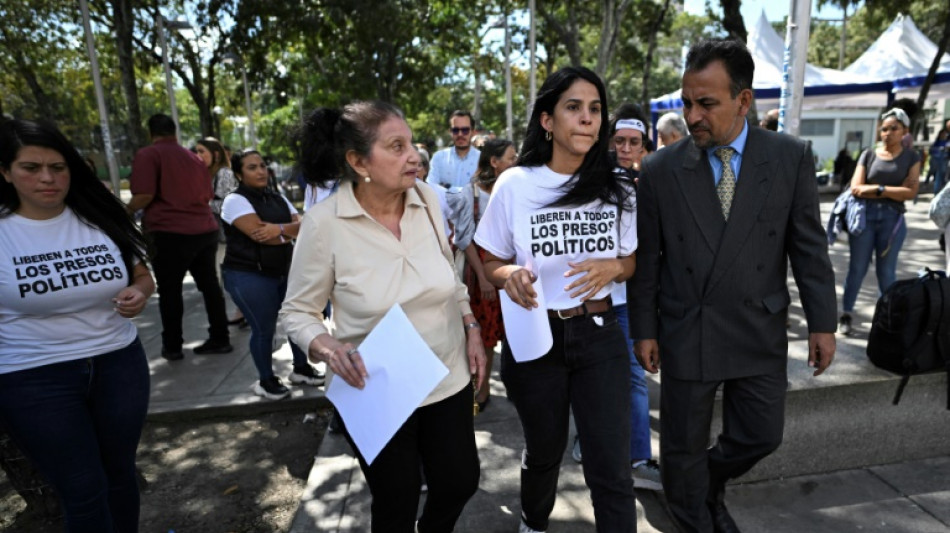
[545,130,552,141]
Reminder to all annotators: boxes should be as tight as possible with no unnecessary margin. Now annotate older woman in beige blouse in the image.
[280,101,485,533]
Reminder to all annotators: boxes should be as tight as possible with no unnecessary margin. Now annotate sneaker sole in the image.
[633,477,664,491]
[288,373,325,386]
[253,383,290,400]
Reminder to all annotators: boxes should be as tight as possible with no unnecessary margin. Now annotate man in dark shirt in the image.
[128,114,231,360]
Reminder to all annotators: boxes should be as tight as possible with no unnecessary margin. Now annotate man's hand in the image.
[808,332,836,376]
[634,339,661,374]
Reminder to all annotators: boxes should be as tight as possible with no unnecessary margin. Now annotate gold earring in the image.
[545,130,552,141]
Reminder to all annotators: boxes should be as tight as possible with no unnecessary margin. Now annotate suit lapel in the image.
[706,126,773,293]
[673,141,725,253]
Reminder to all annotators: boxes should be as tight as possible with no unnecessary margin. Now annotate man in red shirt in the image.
[128,114,231,360]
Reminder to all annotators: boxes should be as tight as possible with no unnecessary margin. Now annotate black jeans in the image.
[342,385,480,533]
[149,230,229,351]
[501,309,636,533]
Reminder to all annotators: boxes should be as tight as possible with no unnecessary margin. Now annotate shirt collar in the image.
[336,180,426,219]
[705,119,749,159]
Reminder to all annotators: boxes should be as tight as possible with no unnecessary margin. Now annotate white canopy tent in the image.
[650,12,890,113]
[845,13,950,102]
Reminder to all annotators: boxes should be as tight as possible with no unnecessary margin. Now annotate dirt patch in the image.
[0,405,331,533]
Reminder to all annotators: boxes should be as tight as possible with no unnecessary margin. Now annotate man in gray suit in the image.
[629,39,837,532]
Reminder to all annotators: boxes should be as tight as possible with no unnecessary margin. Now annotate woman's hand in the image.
[564,258,623,301]
[309,334,368,389]
[466,326,487,390]
[112,286,148,318]
[503,268,538,310]
[478,275,496,301]
[250,222,280,243]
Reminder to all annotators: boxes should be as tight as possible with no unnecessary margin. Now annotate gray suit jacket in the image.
[628,125,837,381]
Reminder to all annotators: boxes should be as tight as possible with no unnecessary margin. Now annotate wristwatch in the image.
[876,184,885,196]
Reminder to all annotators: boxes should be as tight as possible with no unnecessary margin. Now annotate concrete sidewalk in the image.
[134,191,950,532]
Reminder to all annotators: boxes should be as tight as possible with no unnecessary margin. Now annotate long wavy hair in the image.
[473,138,513,187]
[196,137,230,178]
[0,120,148,278]
[518,66,629,210]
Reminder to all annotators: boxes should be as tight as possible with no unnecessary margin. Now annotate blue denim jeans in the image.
[932,153,947,194]
[222,268,308,380]
[501,309,635,533]
[614,304,652,462]
[842,201,908,312]
[0,338,150,533]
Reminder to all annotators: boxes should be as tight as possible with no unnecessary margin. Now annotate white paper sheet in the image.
[326,304,449,465]
[499,258,552,362]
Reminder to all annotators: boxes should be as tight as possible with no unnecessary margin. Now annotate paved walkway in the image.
[134,190,950,531]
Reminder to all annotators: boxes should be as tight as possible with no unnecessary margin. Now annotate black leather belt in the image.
[547,297,612,319]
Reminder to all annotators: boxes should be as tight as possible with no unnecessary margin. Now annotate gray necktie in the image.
[715,147,736,219]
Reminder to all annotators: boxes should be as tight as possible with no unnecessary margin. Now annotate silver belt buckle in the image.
[556,308,573,320]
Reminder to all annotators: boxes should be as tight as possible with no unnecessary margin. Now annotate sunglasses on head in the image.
[451,127,471,135]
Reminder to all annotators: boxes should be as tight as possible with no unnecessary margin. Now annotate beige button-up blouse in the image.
[280,180,472,406]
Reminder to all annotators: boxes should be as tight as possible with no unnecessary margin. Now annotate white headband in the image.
[615,119,646,134]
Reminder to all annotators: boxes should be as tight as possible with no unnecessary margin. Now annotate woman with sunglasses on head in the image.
[838,108,921,335]
[449,138,518,410]
[475,67,637,533]
[0,119,154,532]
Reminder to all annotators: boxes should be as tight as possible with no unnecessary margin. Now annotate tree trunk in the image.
[110,0,146,150]
[914,0,950,139]
[0,428,61,519]
[719,0,748,42]
[538,1,582,67]
[641,0,672,120]
[594,0,632,79]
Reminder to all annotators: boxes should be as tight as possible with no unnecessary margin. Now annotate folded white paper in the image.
[499,269,552,363]
[326,304,449,465]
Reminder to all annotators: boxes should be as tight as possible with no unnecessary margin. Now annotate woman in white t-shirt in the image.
[220,150,325,401]
[474,67,637,533]
[0,119,155,532]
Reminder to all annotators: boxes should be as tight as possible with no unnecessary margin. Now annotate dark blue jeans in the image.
[0,338,150,533]
[501,309,635,532]
[222,268,307,380]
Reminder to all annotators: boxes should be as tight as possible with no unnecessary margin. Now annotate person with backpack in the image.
[839,108,921,335]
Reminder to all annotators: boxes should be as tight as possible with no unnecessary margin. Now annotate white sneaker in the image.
[288,364,325,386]
[571,435,582,463]
[519,521,546,533]
[632,459,663,491]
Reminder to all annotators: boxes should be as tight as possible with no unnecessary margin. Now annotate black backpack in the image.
[866,268,950,408]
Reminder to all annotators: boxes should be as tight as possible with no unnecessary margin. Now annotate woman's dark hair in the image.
[230,148,262,179]
[0,120,148,278]
[294,101,405,188]
[196,137,230,176]
[519,66,628,210]
[474,138,514,186]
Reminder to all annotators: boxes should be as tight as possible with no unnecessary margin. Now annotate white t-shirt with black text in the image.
[0,208,138,374]
[474,165,637,310]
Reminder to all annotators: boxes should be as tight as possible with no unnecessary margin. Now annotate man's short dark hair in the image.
[450,110,476,130]
[684,39,754,98]
[148,114,177,137]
